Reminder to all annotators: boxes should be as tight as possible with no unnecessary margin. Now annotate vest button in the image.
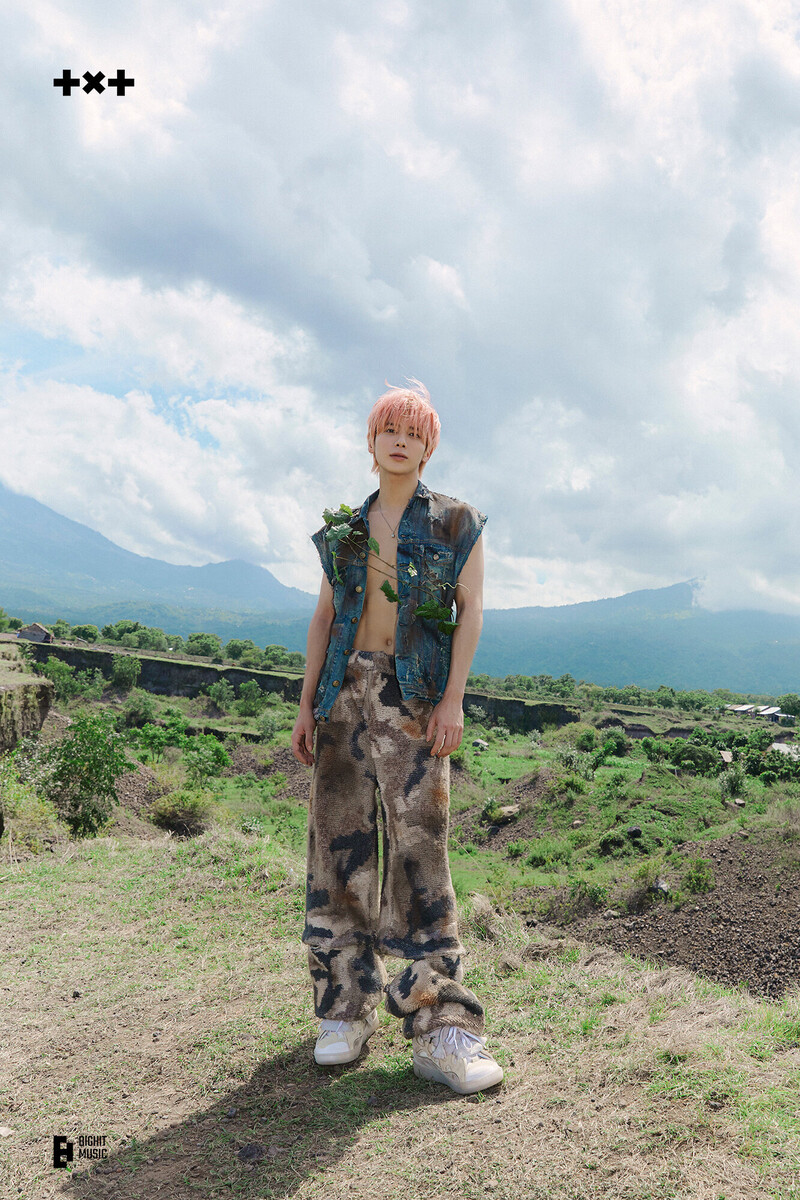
[351,616,358,623]
[360,552,366,559]
[333,680,340,687]
[433,553,439,560]
[355,585,363,592]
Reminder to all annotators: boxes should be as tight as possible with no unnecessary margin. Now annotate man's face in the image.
[371,417,428,477]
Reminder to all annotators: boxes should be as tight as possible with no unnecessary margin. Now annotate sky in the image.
[1,0,800,613]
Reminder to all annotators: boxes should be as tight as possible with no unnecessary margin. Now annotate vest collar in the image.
[354,477,431,524]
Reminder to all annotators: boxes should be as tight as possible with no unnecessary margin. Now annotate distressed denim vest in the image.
[310,478,487,722]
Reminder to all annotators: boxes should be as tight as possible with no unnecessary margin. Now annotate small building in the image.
[17,623,54,644]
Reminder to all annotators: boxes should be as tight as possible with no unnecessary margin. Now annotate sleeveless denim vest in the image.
[310,478,487,722]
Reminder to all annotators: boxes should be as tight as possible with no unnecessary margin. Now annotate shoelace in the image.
[430,1026,488,1061]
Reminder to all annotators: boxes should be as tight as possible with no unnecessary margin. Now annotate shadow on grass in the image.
[63,1036,483,1199]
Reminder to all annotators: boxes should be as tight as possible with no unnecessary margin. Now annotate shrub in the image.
[258,711,281,744]
[38,656,79,701]
[718,762,748,801]
[682,856,715,894]
[112,654,141,691]
[75,669,105,700]
[575,727,597,752]
[207,679,235,712]
[525,836,573,868]
[602,728,629,757]
[139,723,168,763]
[481,796,504,824]
[0,757,61,851]
[237,679,265,717]
[466,705,487,724]
[70,624,99,642]
[186,632,223,658]
[118,689,157,729]
[163,706,189,747]
[41,710,129,837]
[148,789,213,837]
[184,735,230,786]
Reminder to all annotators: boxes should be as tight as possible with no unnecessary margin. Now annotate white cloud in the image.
[1,0,799,615]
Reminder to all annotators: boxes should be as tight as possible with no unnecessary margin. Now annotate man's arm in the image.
[443,532,484,703]
[426,534,484,756]
[292,574,335,765]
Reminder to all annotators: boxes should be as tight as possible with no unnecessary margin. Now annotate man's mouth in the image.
[390,453,407,459]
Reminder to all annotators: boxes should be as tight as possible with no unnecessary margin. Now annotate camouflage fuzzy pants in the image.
[303,650,485,1040]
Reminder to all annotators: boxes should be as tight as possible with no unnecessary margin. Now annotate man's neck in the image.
[375,472,420,514]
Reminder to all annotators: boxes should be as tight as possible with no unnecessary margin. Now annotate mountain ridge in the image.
[2,483,800,692]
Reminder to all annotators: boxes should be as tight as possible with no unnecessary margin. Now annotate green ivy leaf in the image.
[367,536,380,553]
[380,580,399,603]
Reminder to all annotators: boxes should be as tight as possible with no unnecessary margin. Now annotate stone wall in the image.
[27,643,579,733]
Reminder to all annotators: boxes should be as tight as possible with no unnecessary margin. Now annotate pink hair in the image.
[367,378,441,476]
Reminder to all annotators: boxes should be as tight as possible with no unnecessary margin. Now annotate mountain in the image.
[0,482,316,620]
[474,584,800,693]
[2,483,800,692]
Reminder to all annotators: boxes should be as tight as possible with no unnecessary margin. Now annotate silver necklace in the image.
[377,504,402,539]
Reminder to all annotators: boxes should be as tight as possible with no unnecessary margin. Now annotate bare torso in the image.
[350,499,404,653]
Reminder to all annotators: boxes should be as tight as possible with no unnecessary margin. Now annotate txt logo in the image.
[53,70,134,95]
[53,1136,73,1168]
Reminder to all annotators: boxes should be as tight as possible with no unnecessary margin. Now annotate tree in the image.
[224,638,258,661]
[184,735,230,786]
[778,694,800,717]
[139,723,168,763]
[38,655,79,701]
[112,654,142,691]
[51,618,71,638]
[238,679,265,716]
[186,632,223,658]
[207,679,235,712]
[70,624,99,642]
[43,710,129,836]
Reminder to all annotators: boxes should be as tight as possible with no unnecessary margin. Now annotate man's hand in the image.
[291,706,316,766]
[425,695,464,757]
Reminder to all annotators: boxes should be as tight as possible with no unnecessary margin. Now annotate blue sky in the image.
[1,0,800,613]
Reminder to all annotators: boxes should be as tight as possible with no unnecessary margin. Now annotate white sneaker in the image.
[412,1025,504,1094]
[314,1008,379,1065]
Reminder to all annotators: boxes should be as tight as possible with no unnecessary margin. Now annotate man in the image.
[291,378,502,1095]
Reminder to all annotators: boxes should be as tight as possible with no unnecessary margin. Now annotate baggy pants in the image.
[303,650,485,1040]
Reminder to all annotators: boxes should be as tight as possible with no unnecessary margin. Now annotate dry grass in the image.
[1,825,800,1200]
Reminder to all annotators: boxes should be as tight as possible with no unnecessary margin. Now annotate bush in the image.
[41,710,129,837]
[718,762,748,801]
[148,789,213,837]
[466,705,487,724]
[0,756,61,851]
[258,711,281,744]
[138,723,168,763]
[112,654,141,691]
[207,679,235,712]
[117,690,157,729]
[75,669,105,700]
[38,656,79,701]
[70,624,99,642]
[186,632,223,658]
[682,856,715,894]
[575,727,597,752]
[184,735,230,786]
[237,679,265,717]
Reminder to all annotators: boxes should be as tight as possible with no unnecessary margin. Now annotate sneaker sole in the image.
[412,1056,504,1095]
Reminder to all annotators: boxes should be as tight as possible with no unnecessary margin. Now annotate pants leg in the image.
[303,650,485,1039]
[302,656,388,1020]
[368,654,485,1040]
